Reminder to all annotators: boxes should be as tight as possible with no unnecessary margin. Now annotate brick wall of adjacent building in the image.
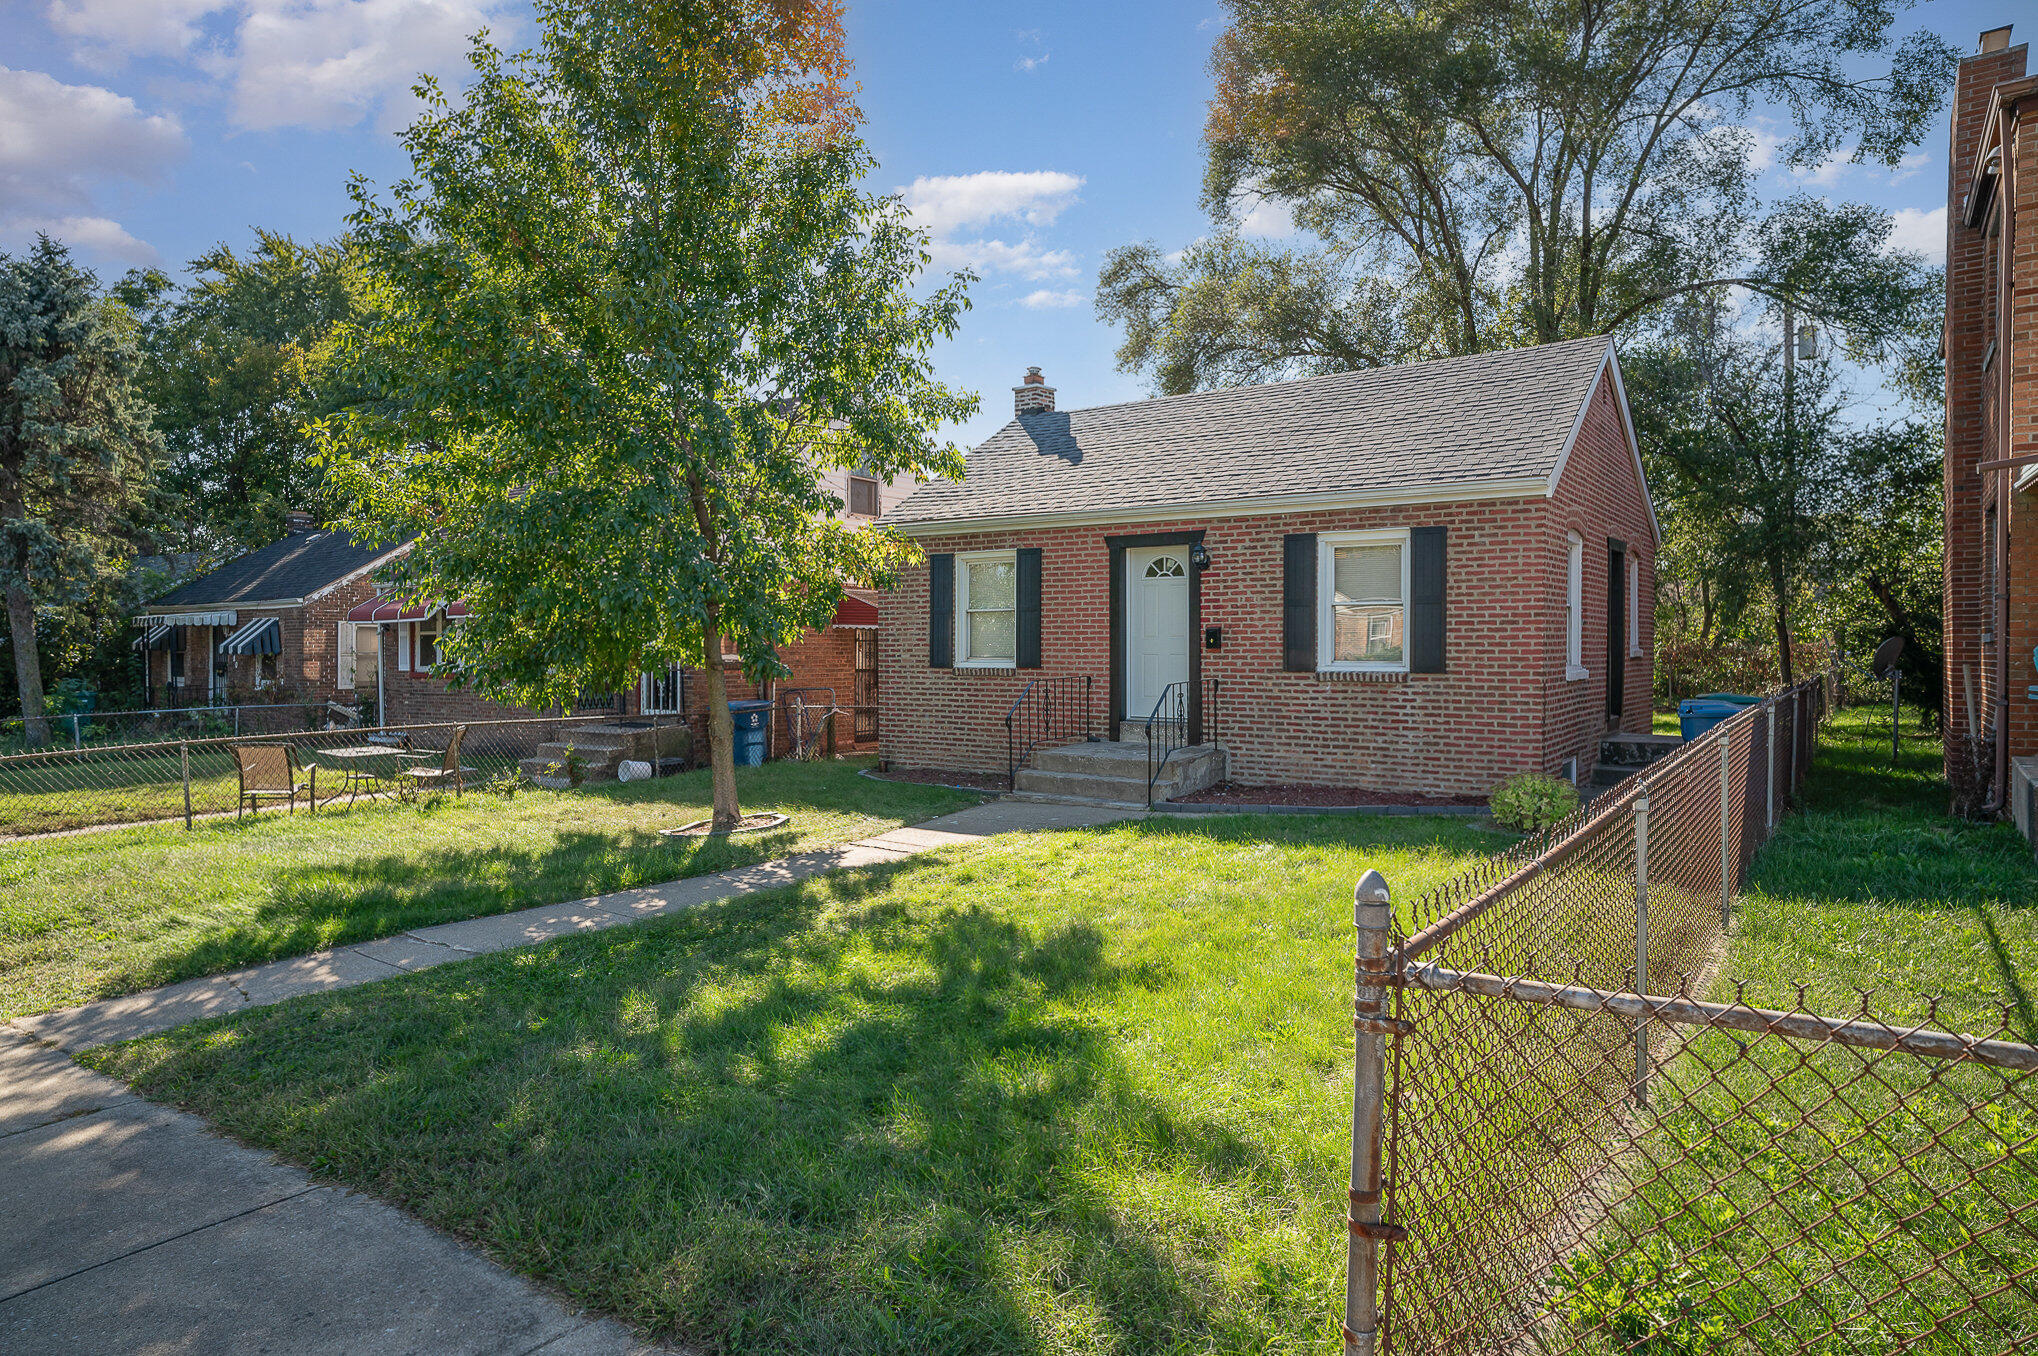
[1943,35,2033,797]
[879,369,1655,796]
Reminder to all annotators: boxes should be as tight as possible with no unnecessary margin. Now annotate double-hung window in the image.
[956,551,1018,667]
[415,615,443,670]
[1319,530,1409,672]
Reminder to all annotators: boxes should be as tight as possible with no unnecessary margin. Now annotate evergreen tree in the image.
[0,238,162,745]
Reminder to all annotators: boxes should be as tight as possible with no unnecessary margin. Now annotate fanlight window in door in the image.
[1143,556,1185,579]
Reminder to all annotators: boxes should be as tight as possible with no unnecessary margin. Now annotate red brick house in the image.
[879,335,1658,799]
[135,515,404,713]
[1943,25,2038,819]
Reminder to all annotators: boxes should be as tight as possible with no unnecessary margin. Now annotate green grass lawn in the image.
[0,744,243,836]
[86,812,1512,1354]
[1,757,975,1020]
[1549,705,2038,1351]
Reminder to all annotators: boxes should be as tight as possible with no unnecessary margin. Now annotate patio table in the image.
[304,745,409,808]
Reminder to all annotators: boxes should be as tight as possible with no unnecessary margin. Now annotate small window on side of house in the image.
[848,474,881,517]
[1565,532,1587,680]
[955,551,1018,667]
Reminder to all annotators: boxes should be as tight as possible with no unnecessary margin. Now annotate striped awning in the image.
[132,621,172,651]
[347,599,471,623]
[145,610,237,628]
[220,616,282,656]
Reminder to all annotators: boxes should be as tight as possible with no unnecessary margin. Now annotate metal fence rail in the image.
[0,716,617,838]
[1336,679,2038,1354]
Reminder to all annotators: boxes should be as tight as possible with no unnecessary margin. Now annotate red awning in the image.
[347,599,470,623]
[832,593,880,628]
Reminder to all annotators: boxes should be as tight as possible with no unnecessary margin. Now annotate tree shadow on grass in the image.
[113,851,1313,1355]
[111,822,809,998]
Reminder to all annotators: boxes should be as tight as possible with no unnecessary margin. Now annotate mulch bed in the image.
[1171,781,1488,809]
[864,767,1007,795]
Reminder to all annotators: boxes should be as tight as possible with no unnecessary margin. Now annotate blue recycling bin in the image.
[1692,691,1763,707]
[729,699,773,766]
[1678,698,1743,742]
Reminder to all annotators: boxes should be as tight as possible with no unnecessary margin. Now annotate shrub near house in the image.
[881,337,1659,798]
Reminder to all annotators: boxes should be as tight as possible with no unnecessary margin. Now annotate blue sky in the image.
[0,0,2014,446]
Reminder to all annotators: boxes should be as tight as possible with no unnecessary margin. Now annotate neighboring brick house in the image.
[879,337,1658,798]
[1943,25,2038,817]
[134,514,405,713]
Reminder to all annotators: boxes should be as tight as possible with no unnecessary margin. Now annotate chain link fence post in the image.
[179,739,193,829]
[1345,868,1398,1356]
[1765,699,1777,831]
[1633,792,1651,1107]
[1718,729,1732,926]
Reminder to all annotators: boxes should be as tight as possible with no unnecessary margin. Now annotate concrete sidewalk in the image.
[0,796,1134,1355]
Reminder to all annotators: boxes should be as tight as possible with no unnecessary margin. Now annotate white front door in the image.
[1126,546,1190,720]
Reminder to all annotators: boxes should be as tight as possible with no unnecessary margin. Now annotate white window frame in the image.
[1318,528,1412,674]
[1627,554,1642,658]
[1565,531,1588,681]
[954,549,1019,669]
[414,614,444,672]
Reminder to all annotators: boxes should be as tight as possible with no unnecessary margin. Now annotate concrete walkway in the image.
[0,797,1134,1355]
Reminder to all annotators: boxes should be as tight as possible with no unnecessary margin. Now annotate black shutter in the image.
[927,553,953,668]
[1283,533,1317,672]
[1409,526,1447,674]
[1016,547,1043,669]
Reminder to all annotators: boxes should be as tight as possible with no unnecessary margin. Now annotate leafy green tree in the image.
[1101,0,1955,392]
[119,231,359,554]
[0,238,162,745]
[315,0,975,829]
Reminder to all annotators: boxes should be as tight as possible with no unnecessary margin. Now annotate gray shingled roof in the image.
[144,530,404,610]
[890,335,1615,529]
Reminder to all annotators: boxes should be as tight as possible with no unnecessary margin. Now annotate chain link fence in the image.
[1341,680,2038,1354]
[0,716,619,838]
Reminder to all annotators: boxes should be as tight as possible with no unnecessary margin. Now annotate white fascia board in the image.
[1542,342,1662,546]
[888,476,1551,539]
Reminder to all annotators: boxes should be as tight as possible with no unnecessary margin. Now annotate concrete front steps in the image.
[1010,738,1226,808]
[518,721,691,789]
[1588,731,1685,793]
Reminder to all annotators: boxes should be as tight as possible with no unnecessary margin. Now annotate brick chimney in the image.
[1013,366,1056,417]
[285,509,316,532]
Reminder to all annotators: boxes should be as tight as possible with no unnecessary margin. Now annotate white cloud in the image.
[1014,27,1047,72]
[1887,206,1946,265]
[235,0,517,131]
[0,67,183,261]
[1016,52,1048,73]
[45,0,225,65]
[43,0,521,132]
[900,170,1085,280]
[1020,288,1085,309]
[3,214,159,263]
[1239,196,1295,239]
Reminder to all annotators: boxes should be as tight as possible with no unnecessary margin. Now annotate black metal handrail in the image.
[1004,674,1094,788]
[1144,677,1221,808]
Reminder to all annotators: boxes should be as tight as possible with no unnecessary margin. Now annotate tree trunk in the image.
[1769,560,1794,687]
[4,581,49,747]
[700,606,742,832]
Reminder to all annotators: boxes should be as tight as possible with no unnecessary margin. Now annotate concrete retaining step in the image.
[1017,741,1226,804]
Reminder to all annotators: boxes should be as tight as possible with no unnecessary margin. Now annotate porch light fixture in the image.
[1189,543,1211,570]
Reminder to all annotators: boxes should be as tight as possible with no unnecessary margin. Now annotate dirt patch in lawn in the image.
[658,812,791,837]
[1173,781,1487,809]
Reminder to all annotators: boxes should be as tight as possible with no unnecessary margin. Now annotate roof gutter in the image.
[888,475,1554,539]
[140,597,304,614]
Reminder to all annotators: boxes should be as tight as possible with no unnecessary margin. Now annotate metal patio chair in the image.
[230,744,317,820]
[399,724,475,799]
